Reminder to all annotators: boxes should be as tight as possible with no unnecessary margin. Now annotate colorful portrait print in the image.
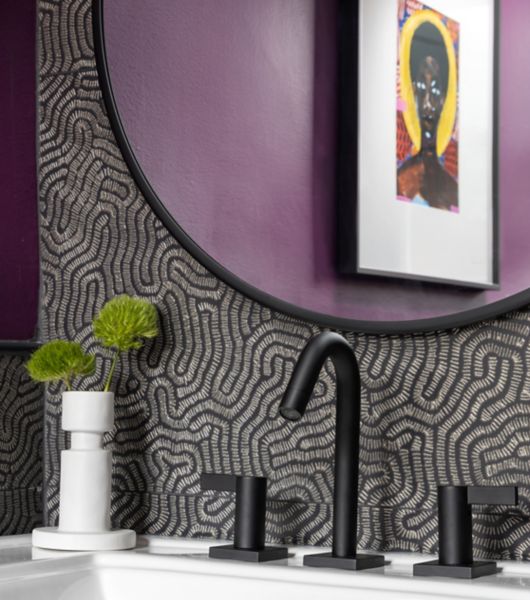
[396,1,459,212]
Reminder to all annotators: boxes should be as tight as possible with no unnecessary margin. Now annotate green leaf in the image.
[93,295,159,352]
[26,340,95,388]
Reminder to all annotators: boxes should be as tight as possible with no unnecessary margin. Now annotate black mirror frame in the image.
[92,0,524,335]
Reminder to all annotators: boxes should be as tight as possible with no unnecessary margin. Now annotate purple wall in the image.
[105,0,530,322]
[0,1,39,340]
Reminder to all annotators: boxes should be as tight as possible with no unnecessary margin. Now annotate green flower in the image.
[26,340,95,390]
[25,296,159,394]
[93,295,158,390]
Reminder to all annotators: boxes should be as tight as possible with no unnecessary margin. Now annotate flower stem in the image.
[104,351,119,392]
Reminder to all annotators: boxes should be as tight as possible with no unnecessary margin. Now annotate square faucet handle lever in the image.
[200,473,239,492]
[200,473,268,495]
[467,486,518,506]
[200,473,288,562]
[201,473,268,552]
[414,485,518,579]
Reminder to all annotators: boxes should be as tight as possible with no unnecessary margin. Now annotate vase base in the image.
[32,527,136,551]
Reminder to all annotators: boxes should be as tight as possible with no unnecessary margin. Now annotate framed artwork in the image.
[337,0,499,288]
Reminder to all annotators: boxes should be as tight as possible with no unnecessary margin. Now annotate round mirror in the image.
[94,0,530,333]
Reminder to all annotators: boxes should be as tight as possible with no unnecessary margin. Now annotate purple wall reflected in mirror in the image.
[0,1,39,341]
[103,0,529,324]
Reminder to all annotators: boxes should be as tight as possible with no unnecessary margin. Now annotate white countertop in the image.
[1,534,530,600]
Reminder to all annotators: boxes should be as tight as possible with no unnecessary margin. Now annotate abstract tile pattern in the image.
[39,0,530,560]
[0,355,42,534]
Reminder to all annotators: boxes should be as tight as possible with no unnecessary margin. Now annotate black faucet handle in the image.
[414,484,519,579]
[201,473,268,549]
[467,485,518,506]
[201,473,268,551]
[201,473,267,550]
[199,473,287,562]
[200,472,238,493]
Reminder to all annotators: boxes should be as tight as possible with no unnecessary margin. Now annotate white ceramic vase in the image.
[32,391,136,551]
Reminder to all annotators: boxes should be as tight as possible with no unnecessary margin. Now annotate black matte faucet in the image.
[278,331,384,570]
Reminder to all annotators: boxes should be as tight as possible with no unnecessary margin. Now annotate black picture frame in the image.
[337,0,500,290]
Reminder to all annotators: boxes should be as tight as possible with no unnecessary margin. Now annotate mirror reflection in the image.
[101,0,525,327]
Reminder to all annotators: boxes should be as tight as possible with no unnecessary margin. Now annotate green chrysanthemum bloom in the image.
[93,295,158,351]
[93,295,159,392]
[26,340,95,390]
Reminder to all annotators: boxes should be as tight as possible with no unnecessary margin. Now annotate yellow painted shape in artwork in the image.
[399,9,457,157]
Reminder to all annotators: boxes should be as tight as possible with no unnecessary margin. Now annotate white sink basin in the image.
[1,535,530,600]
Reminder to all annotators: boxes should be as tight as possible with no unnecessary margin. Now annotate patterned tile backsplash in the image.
[0,355,42,534]
[33,0,530,560]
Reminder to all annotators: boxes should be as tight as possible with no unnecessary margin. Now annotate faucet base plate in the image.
[209,544,289,563]
[303,552,385,571]
[413,559,498,579]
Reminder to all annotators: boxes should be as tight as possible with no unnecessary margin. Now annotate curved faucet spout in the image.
[279,331,361,559]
